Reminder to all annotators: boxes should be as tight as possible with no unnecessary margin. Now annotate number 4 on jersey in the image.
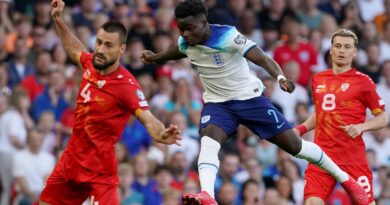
[81,83,91,103]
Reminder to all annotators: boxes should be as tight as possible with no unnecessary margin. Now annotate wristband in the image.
[277,75,286,82]
[295,124,307,136]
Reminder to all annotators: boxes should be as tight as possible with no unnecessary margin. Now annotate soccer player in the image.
[141,1,370,204]
[294,29,388,205]
[39,0,181,204]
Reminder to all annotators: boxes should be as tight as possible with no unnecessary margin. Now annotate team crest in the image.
[136,89,146,101]
[201,115,210,124]
[210,53,224,66]
[234,34,247,44]
[97,80,106,88]
[341,83,349,91]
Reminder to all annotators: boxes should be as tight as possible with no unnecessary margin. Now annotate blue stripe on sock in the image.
[314,151,324,165]
[198,162,219,170]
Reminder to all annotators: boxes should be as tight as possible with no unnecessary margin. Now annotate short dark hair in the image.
[100,21,127,44]
[174,0,207,19]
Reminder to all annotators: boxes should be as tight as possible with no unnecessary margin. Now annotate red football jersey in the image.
[312,68,385,165]
[66,52,148,174]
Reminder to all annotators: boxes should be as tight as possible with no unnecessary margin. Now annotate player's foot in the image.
[341,176,369,205]
[182,191,218,205]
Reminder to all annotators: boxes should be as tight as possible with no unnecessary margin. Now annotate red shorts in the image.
[40,150,119,205]
[304,163,374,203]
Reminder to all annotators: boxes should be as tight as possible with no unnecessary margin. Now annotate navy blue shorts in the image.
[199,96,292,139]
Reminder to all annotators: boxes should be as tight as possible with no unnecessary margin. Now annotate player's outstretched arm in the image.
[141,46,186,65]
[137,110,182,145]
[244,46,295,93]
[341,111,388,138]
[294,112,316,136]
[51,0,86,66]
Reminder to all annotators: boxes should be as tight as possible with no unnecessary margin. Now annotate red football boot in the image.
[341,177,369,205]
[182,191,218,205]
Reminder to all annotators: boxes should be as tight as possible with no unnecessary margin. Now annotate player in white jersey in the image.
[142,0,369,204]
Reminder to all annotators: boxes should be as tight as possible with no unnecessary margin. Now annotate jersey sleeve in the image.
[178,36,188,55]
[361,77,386,115]
[79,52,93,70]
[120,82,149,117]
[227,28,257,56]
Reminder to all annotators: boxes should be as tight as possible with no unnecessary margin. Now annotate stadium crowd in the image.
[0,0,389,204]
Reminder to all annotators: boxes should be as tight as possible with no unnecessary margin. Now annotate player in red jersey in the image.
[39,1,181,204]
[295,29,388,205]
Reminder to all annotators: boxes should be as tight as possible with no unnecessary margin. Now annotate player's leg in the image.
[89,183,119,205]
[240,96,368,204]
[303,164,337,205]
[40,151,89,204]
[183,102,238,205]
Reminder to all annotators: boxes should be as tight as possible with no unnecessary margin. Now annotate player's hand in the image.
[51,0,65,19]
[340,124,364,138]
[279,78,295,93]
[141,50,157,64]
[157,124,182,145]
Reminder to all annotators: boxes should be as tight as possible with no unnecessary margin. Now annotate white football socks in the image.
[295,140,349,182]
[197,136,221,198]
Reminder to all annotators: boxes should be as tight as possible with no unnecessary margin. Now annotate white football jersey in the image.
[178,24,265,103]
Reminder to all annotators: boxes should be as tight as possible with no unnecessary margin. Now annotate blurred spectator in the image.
[20,50,51,101]
[241,179,262,205]
[247,0,263,14]
[168,111,199,163]
[285,0,300,14]
[217,182,238,205]
[0,29,10,62]
[357,0,384,23]
[374,0,390,36]
[273,14,318,87]
[358,41,382,83]
[182,178,200,195]
[7,37,35,88]
[116,142,130,164]
[118,162,144,205]
[127,10,155,50]
[377,60,390,119]
[0,94,27,205]
[258,0,288,31]
[72,0,98,31]
[168,151,198,191]
[12,128,55,205]
[215,153,241,205]
[280,159,304,204]
[150,65,174,110]
[124,37,156,77]
[0,0,14,33]
[152,31,173,53]
[0,62,11,96]
[263,187,285,205]
[339,0,364,38]
[51,44,77,79]
[380,20,390,62]
[31,68,68,122]
[37,110,57,153]
[297,0,326,30]
[33,0,52,28]
[364,128,390,167]
[5,17,32,54]
[318,14,338,55]
[75,25,93,51]
[318,0,344,24]
[164,78,202,128]
[275,176,294,205]
[239,9,264,48]
[121,116,153,157]
[261,22,280,54]
[9,87,34,131]
[31,25,52,52]
[132,153,161,205]
[154,8,175,33]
